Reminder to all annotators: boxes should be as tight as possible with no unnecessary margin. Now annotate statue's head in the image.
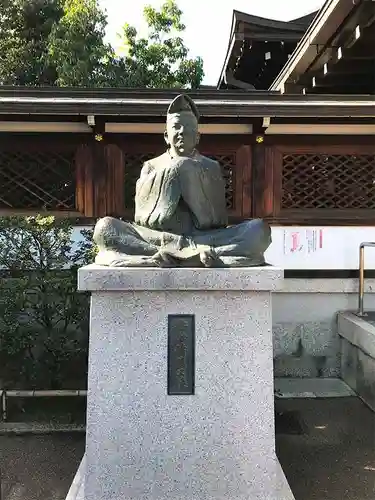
[165,94,200,156]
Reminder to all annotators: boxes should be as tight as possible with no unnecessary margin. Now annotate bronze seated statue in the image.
[93,94,271,268]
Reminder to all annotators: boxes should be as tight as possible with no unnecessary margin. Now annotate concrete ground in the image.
[0,434,85,500]
[0,397,373,500]
[276,397,375,500]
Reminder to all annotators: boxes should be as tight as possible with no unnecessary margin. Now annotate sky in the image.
[100,0,325,86]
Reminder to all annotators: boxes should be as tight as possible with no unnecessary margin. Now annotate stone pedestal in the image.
[73,265,294,500]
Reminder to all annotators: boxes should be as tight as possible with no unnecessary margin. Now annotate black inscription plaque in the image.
[167,314,195,395]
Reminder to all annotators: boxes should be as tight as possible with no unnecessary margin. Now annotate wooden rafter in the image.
[281,1,375,94]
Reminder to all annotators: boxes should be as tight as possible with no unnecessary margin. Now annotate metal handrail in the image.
[358,242,375,317]
[1,389,87,421]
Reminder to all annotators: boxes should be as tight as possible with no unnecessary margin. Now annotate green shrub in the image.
[0,215,94,389]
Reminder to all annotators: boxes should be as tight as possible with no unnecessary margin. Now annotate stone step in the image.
[274,377,355,399]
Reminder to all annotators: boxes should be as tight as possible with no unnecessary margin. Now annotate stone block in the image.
[357,349,375,412]
[321,350,341,378]
[341,338,358,391]
[75,266,294,500]
[273,323,301,357]
[274,377,354,398]
[300,321,336,356]
[338,312,375,411]
[78,264,284,292]
[274,355,319,378]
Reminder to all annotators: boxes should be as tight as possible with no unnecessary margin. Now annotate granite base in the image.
[74,265,293,500]
[66,455,294,500]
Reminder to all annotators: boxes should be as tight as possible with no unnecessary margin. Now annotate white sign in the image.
[265,226,375,270]
[283,229,324,256]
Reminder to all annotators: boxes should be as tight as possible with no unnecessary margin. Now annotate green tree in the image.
[47,0,109,86]
[0,0,108,86]
[0,0,64,85]
[0,215,94,389]
[112,0,204,89]
[0,0,204,88]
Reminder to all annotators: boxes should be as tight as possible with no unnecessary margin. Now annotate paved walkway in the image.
[0,434,85,500]
[276,397,375,500]
[0,397,373,500]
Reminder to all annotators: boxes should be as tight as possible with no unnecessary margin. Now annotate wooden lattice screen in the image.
[0,137,249,218]
[282,152,375,210]
[260,145,375,224]
[124,152,237,212]
[124,153,156,211]
[0,149,76,211]
[209,154,236,211]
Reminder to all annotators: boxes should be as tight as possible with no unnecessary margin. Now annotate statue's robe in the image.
[135,152,228,234]
[94,151,271,267]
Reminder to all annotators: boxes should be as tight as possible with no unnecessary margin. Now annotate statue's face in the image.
[165,112,199,156]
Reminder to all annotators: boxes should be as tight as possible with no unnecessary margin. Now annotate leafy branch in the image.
[0,215,94,389]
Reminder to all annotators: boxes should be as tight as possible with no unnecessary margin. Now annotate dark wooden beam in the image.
[307,85,374,95]
[1,93,375,118]
[105,144,125,218]
[293,2,375,88]
[242,31,302,42]
[332,12,375,63]
[251,120,279,219]
[323,59,375,75]
[282,83,305,94]
[237,145,252,219]
[309,68,375,91]
[91,120,106,217]
[300,35,375,92]
[225,71,256,90]
[311,74,374,87]
[337,29,375,61]
[75,145,94,217]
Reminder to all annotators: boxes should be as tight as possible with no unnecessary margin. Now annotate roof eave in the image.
[217,9,314,89]
[269,0,355,91]
[0,95,374,118]
[217,12,238,88]
[233,10,309,32]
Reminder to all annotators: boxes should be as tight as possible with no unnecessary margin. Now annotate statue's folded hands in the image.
[93,94,271,268]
